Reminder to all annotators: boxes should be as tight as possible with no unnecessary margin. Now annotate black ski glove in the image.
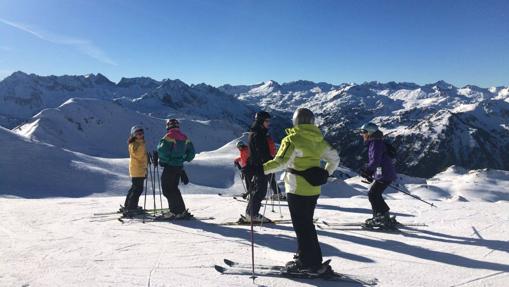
[152,151,159,166]
[359,168,374,183]
[146,152,152,165]
[180,169,189,185]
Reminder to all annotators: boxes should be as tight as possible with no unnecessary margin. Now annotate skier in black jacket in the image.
[244,111,273,223]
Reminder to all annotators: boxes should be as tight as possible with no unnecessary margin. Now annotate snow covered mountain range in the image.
[1,71,508,178]
[220,80,509,177]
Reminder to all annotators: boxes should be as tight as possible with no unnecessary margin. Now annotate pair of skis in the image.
[117,214,215,224]
[215,258,378,285]
[91,206,214,223]
[220,215,319,226]
[220,216,425,228]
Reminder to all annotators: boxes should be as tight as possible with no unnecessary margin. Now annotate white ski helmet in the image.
[360,122,379,135]
[130,125,144,136]
[292,108,315,126]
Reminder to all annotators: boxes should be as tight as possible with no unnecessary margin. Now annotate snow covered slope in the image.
[1,195,507,287]
[0,126,129,198]
[13,98,243,157]
[4,123,509,204]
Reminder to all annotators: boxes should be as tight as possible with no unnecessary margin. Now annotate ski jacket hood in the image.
[166,128,187,141]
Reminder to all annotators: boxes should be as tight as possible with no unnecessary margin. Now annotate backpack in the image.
[384,141,397,159]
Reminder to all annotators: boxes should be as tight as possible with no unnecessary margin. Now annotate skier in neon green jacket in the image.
[263,108,340,275]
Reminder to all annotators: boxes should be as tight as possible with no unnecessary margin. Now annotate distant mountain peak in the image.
[432,80,455,90]
[4,71,31,82]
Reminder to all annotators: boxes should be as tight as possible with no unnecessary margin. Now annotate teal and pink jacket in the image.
[157,128,195,167]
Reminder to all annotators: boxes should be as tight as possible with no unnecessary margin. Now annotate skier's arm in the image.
[321,144,340,175]
[184,140,195,162]
[248,133,261,166]
[366,141,383,174]
[263,138,296,174]
[129,143,146,161]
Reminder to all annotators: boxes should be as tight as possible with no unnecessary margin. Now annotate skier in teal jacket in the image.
[157,119,195,218]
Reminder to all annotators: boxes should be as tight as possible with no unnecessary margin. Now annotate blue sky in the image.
[0,0,508,87]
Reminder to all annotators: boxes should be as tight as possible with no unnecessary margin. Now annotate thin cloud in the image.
[0,18,117,66]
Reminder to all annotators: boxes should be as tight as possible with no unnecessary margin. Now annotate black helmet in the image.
[292,108,315,126]
[166,118,180,130]
[254,111,271,123]
[236,140,247,149]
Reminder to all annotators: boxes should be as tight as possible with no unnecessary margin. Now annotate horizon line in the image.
[1,70,508,90]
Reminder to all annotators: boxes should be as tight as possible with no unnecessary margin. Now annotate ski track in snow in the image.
[0,195,508,287]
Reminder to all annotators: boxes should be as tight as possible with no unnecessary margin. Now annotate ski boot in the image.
[243,213,272,223]
[285,258,304,273]
[122,209,144,218]
[160,211,177,219]
[285,259,333,278]
[174,209,194,220]
[314,260,334,278]
[364,212,396,229]
[119,205,143,213]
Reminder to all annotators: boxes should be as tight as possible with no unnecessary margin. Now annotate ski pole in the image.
[260,179,269,229]
[239,173,247,193]
[273,173,283,219]
[389,183,437,208]
[248,176,256,281]
[156,164,164,215]
[362,179,437,207]
[143,167,149,223]
[152,150,164,215]
[270,175,275,213]
[146,152,155,214]
[150,156,157,214]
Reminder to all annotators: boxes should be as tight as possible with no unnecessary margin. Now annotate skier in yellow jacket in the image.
[123,125,148,216]
[264,108,340,276]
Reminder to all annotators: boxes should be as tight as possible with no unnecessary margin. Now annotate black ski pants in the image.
[245,173,268,216]
[161,166,186,214]
[124,177,145,210]
[368,180,391,215]
[287,193,322,268]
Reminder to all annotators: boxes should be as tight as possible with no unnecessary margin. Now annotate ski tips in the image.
[214,265,227,273]
[223,259,234,266]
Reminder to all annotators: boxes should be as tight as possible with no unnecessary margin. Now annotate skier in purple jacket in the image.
[359,122,397,228]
